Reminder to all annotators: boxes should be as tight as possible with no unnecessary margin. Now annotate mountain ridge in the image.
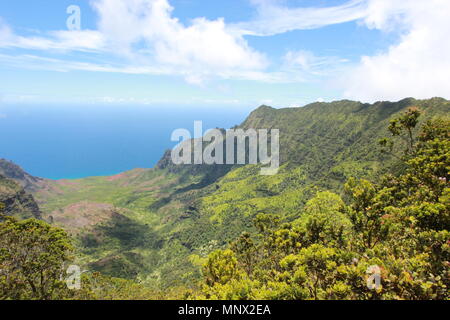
[0,159,44,192]
[1,97,448,287]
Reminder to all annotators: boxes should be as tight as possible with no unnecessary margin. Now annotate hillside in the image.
[0,159,44,192]
[2,97,449,288]
[0,175,42,220]
[241,98,449,185]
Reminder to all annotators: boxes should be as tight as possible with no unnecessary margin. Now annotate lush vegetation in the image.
[0,209,73,299]
[198,110,449,299]
[0,204,188,300]
[0,99,448,300]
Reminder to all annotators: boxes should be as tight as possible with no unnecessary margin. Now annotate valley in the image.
[1,97,449,292]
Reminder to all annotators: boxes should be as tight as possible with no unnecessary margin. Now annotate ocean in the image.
[0,104,252,180]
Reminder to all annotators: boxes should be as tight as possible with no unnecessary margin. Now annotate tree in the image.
[0,216,73,300]
[344,178,392,251]
[230,232,257,276]
[202,249,240,287]
[380,107,422,156]
[294,191,352,248]
[199,110,449,300]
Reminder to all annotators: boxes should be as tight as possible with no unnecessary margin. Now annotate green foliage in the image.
[0,217,73,300]
[387,107,421,154]
[75,272,189,300]
[293,191,352,247]
[3,99,448,299]
[198,112,450,300]
[344,178,392,250]
[202,249,240,286]
[21,98,445,292]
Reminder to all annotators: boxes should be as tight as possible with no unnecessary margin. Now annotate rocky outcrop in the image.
[0,159,44,192]
[0,175,42,220]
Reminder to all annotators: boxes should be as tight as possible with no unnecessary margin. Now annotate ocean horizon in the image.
[0,104,253,180]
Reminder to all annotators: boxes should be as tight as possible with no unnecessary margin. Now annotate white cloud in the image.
[0,0,370,86]
[283,50,349,77]
[0,18,105,52]
[0,0,449,102]
[13,31,104,52]
[232,0,368,36]
[91,0,267,82]
[231,0,450,101]
[343,0,450,102]
[0,53,175,75]
[0,0,267,83]
[0,53,287,84]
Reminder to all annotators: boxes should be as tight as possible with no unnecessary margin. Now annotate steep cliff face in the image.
[0,175,42,220]
[0,159,44,192]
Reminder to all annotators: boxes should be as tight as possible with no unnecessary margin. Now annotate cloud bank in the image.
[0,0,449,102]
[91,0,268,83]
[343,0,450,101]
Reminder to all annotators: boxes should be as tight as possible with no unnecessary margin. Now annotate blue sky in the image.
[0,0,448,109]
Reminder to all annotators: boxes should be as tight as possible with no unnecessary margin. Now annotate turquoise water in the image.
[0,104,252,179]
